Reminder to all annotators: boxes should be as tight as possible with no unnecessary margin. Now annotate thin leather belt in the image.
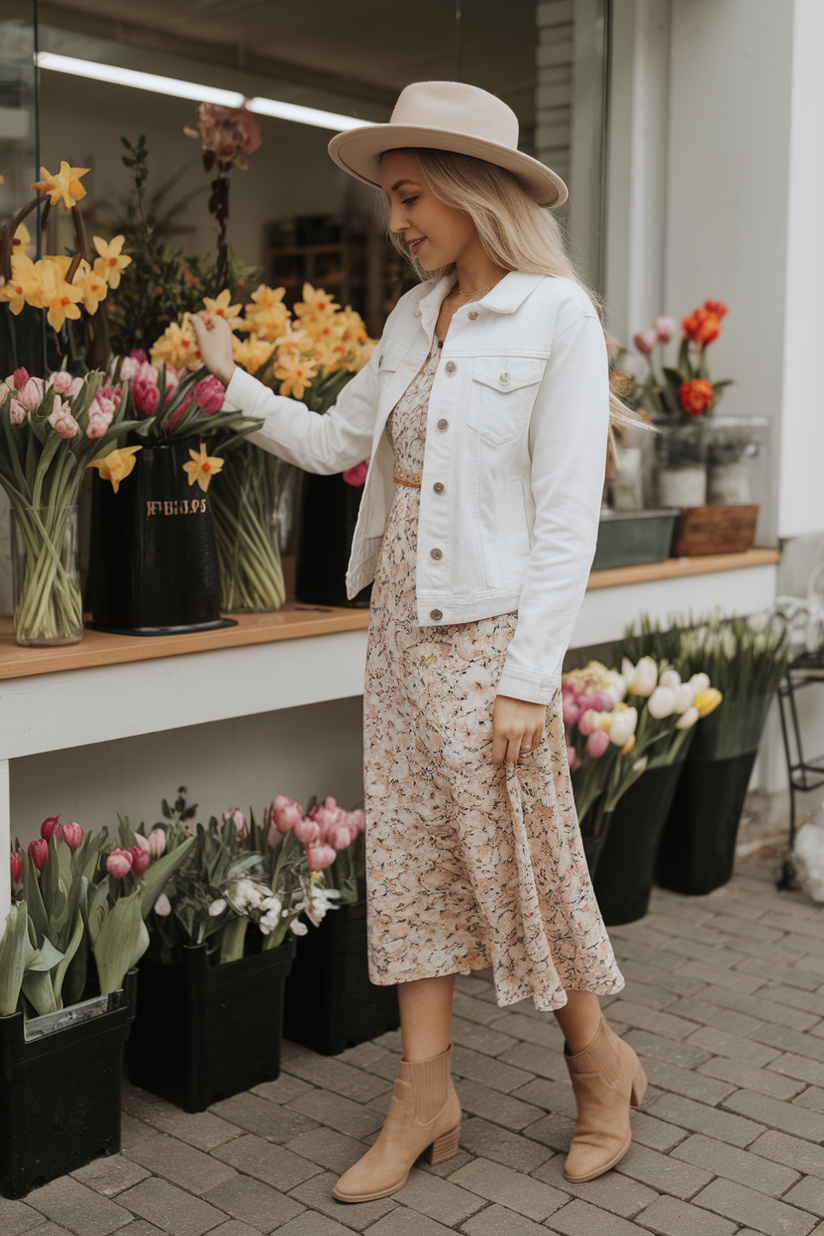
[394,475,422,488]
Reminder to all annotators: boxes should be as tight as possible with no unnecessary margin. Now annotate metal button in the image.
[500,371,510,385]
[430,548,443,560]
[430,609,443,621]
[468,311,479,320]
[437,418,449,431]
[433,482,445,494]
[445,360,457,373]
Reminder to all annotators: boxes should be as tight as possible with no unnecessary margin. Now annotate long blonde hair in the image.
[382,147,649,437]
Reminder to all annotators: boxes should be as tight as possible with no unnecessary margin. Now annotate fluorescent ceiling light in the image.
[35,51,365,132]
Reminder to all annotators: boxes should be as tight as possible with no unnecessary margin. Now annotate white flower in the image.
[291,920,309,936]
[153,892,172,917]
[676,705,700,729]
[208,899,227,917]
[689,672,711,695]
[648,686,676,719]
[632,656,659,697]
[609,707,637,747]
[673,683,695,712]
[621,657,636,690]
[659,669,681,691]
[604,670,627,705]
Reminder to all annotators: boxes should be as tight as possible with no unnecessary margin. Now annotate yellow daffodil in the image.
[92,235,132,289]
[231,332,276,373]
[12,224,31,256]
[150,319,201,369]
[31,162,90,211]
[182,443,224,493]
[88,445,142,493]
[237,284,290,341]
[294,283,340,320]
[77,267,108,314]
[693,687,723,718]
[0,256,38,314]
[274,353,318,400]
[202,289,243,330]
[40,263,83,332]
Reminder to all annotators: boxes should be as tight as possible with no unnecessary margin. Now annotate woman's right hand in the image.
[189,312,236,388]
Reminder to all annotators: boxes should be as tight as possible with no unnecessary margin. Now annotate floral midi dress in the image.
[363,336,625,1012]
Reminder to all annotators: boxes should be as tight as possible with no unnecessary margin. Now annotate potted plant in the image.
[0,815,194,1197]
[282,796,401,1056]
[621,612,789,894]
[127,788,352,1112]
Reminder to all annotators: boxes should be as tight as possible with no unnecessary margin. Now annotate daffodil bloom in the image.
[92,235,132,289]
[202,289,243,329]
[231,332,276,372]
[77,267,108,314]
[693,687,723,718]
[275,354,318,400]
[41,267,83,332]
[87,445,142,493]
[183,443,224,493]
[150,319,201,369]
[294,283,340,320]
[12,224,31,256]
[31,161,90,210]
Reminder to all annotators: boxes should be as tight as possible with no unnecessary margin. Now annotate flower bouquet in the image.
[0,814,194,1198]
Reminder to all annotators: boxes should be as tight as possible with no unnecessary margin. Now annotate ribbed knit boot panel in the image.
[563,1016,647,1183]
[401,1045,454,1123]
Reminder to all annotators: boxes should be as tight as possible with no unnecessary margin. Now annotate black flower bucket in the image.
[88,438,235,634]
[295,471,371,608]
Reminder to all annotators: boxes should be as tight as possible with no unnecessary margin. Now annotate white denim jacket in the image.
[225,271,609,705]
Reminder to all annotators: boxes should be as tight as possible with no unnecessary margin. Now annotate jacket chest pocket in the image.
[467,357,547,445]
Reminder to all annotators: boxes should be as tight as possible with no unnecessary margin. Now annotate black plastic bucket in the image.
[582,809,614,879]
[88,438,231,634]
[295,471,371,607]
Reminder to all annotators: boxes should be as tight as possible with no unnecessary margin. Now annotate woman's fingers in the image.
[189,313,236,386]
[491,695,547,766]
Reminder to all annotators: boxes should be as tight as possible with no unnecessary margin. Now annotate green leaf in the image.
[92,894,150,994]
[22,848,50,946]
[138,833,197,918]
[0,904,34,1016]
[51,911,86,1007]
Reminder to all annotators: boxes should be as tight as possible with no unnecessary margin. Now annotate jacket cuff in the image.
[224,366,266,413]
[495,667,561,707]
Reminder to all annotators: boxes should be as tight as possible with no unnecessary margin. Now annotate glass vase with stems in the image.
[11,503,82,645]
[210,441,285,613]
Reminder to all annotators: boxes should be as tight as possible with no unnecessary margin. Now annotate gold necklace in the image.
[456,282,494,298]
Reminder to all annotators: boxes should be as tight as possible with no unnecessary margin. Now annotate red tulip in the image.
[40,815,61,841]
[28,838,48,871]
[633,329,658,355]
[193,375,225,416]
[306,843,337,872]
[270,794,303,835]
[106,848,134,878]
[129,846,150,877]
[10,852,22,883]
[294,816,321,847]
[347,809,366,835]
[60,822,83,851]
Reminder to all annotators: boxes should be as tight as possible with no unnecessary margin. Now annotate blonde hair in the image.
[381,147,650,438]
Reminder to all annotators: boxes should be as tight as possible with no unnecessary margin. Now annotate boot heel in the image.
[630,1061,647,1107]
[425,1122,461,1166]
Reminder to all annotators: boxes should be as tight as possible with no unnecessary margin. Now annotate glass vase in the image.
[10,504,82,646]
[210,443,286,613]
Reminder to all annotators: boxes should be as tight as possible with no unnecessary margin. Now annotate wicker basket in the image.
[672,504,759,556]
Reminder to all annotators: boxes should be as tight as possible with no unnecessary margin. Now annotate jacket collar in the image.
[413,270,547,334]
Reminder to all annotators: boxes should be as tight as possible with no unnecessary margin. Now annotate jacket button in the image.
[437,418,449,431]
[468,311,479,320]
[445,361,457,373]
[430,548,443,560]
[430,609,443,621]
[500,371,510,384]
[433,482,445,494]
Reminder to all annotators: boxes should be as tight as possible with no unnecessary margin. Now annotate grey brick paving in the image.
[23,852,824,1236]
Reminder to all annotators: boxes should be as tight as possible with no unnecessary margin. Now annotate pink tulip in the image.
[119,356,139,381]
[163,366,180,400]
[12,367,29,391]
[10,852,22,883]
[106,848,134,878]
[49,371,83,398]
[222,808,248,843]
[61,822,83,851]
[194,375,225,415]
[326,821,357,852]
[130,349,148,364]
[29,838,48,871]
[164,391,194,433]
[586,691,614,713]
[40,815,61,840]
[306,843,337,872]
[130,365,161,417]
[342,461,368,487]
[48,398,80,439]
[347,808,366,834]
[577,709,599,737]
[654,316,677,342]
[16,377,45,412]
[586,729,610,757]
[147,828,166,857]
[633,329,658,355]
[132,833,150,852]
[129,846,150,877]
[270,794,303,835]
[294,816,321,847]
[9,399,28,427]
[562,700,582,727]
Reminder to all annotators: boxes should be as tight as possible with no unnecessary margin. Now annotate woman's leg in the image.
[398,973,456,1061]
[552,988,602,1052]
[333,972,461,1203]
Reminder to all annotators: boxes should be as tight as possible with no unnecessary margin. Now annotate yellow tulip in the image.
[88,446,142,493]
[694,687,723,718]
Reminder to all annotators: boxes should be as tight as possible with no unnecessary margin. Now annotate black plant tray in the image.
[129,939,294,1113]
[283,901,399,1055]
[0,970,137,1199]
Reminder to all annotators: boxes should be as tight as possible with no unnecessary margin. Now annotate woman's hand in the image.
[189,312,236,388]
[491,694,547,766]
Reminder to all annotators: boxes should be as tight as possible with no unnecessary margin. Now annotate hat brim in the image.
[328,124,568,209]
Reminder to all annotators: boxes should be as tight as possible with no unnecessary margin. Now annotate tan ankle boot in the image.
[563,1015,647,1183]
[333,1043,461,1203]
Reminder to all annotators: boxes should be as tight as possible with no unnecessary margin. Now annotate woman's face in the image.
[381,150,479,271]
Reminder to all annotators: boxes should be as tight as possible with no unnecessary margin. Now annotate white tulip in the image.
[676,705,700,729]
[606,670,628,704]
[689,672,710,694]
[153,892,172,917]
[673,683,696,712]
[621,657,636,690]
[659,669,681,691]
[648,686,676,719]
[208,899,227,917]
[632,656,659,697]
[609,706,638,746]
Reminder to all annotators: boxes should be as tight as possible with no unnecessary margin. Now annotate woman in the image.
[191,80,647,1202]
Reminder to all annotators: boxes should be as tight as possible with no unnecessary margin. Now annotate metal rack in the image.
[776,649,824,888]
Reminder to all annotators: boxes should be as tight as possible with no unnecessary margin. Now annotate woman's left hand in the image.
[491,695,547,766]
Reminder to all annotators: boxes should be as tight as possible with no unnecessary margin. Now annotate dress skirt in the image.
[362,338,625,1012]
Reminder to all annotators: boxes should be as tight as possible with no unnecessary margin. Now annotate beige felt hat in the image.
[328,80,568,209]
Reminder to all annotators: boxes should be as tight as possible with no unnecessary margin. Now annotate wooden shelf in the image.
[587,547,781,590]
